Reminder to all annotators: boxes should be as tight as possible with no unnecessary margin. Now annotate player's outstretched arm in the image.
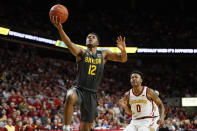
[50,16,84,59]
[147,89,165,124]
[103,36,127,63]
[119,91,132,115]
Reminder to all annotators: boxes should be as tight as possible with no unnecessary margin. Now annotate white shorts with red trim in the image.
[150,116,159,131]
[124,118,154,131]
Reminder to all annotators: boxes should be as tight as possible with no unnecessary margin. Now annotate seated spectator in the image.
[34,119,45,130]
[19,98,29,113]
[7,102,16,115]
[15,120,24,131]
[102,120,110,129]
[44,118,52,130]
[8,90,18,105]
[52,119,62,130]
[0,109,7,128]
[4,118,15,131]
[23,118,34,131]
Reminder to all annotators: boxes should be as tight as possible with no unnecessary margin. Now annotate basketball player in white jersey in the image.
[120,71,165,131]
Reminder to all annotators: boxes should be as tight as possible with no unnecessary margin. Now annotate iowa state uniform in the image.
[124,86,155,131]
[71,50,104,122]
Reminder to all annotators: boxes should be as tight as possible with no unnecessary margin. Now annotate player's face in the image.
[130,73,142,87]
[86,34,99,47]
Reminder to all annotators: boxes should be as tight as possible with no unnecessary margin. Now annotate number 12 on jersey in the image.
[88,65,96,75]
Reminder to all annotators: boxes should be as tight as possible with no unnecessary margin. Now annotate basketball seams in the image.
[49,4,69,23]
[50,10,67,17]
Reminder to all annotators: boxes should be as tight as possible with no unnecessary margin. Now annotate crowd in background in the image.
[0,44,197,131]
[0,1,197,130]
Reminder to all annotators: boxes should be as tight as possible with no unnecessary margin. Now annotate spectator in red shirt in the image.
[41,96,48,105]
[34,119,45,130]
[189,120,195,129]
[39,109,45,117]
[21,110,29,120]
[112,119,120,129]
[57,117,63,129]
[54,96,62,108]
[16,92,23,104]
[15,120,24,131]
[33,98,42,111]
[16,110,22,121]
[7,111,17,123]
[29,107,39,118]
[23,117,34,131]
[8,90,18,105]
[179,112,188,120]
[27,97,34,106]
[8,102,16,115]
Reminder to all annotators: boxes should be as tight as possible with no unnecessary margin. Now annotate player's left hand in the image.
[119,98,128,108]
[116,36,126,51]
[157,118,165,127]
[50,16,62,30]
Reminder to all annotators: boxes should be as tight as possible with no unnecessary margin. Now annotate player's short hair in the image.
[130,70,144,80]
[87,32,100,44]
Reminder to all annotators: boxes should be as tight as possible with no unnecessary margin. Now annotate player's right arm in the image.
[50,16,84,61]
[119,91,132,115]
[147,88,165,124]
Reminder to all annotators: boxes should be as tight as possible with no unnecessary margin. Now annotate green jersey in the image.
[76,50,104,92]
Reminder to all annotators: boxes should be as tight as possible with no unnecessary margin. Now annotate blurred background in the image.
[0,0,197,131]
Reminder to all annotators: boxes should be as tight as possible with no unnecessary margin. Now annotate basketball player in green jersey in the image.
[51,16,127,131]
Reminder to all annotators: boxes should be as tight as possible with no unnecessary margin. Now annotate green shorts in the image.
[70,87,98,123]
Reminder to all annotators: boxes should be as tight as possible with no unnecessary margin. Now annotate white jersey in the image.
[129,86,154,120]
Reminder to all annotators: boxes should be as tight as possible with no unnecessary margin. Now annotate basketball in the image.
[49,4,69,24]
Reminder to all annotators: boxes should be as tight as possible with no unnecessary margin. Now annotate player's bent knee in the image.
[65,91,77,105]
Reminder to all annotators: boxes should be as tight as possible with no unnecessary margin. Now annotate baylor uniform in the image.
[71,50,104,122]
